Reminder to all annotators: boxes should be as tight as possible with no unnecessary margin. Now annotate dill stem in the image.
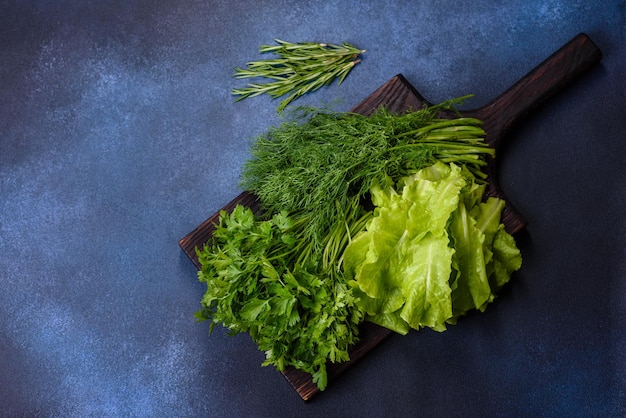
[396,118,484,138]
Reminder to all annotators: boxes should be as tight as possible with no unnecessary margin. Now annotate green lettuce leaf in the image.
[344,162,522,334]
[448,198,493,318]
[490,224,523,290]
[344,162,465,333]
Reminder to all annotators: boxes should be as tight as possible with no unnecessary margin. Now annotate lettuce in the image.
[344,162,521,334]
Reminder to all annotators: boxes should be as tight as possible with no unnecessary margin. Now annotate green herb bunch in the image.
[196,205,364,390]
[198,97,506,391]
[232,39,365,112]
[241,97,494,260]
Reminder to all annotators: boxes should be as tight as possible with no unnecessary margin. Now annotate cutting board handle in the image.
[474,33,602,148]
[468,33,602,233]
[349,35,603,234]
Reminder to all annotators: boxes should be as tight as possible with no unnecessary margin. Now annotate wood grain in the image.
[179,33,601,401]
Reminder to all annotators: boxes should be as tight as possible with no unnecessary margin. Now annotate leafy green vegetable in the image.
[197,98,522,391]
[343,162,522,334]
[240,100,494,260]
[232,40,365,112]
[195,205,364,390]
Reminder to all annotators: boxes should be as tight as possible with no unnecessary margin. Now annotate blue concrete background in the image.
[1,1,624,416]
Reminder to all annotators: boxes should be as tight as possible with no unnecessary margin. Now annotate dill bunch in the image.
[240,98,494,264]
[232,39,365,112]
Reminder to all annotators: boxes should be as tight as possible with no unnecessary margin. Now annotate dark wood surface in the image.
[179,33,602,401]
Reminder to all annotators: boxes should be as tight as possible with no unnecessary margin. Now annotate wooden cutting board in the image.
[179,33,601,401]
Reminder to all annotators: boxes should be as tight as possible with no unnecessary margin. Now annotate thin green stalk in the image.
[232,40,365,112]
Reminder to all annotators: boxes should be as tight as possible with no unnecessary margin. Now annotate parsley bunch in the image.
[195,205,364,390]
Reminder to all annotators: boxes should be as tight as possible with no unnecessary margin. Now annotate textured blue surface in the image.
[1,1,625,416]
